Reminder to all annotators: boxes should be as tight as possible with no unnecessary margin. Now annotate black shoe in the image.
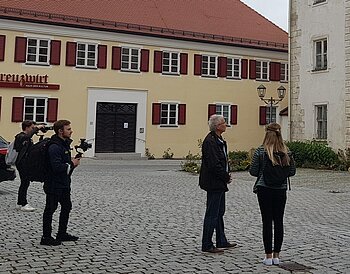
[40,236,61,246]
[217,242,237,249]
[202,247,224,253]
[56,233,79,242]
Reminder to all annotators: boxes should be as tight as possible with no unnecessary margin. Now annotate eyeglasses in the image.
[217,121,227,126]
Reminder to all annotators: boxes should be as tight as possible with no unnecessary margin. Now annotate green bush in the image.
[286,141,339,169]
[162,148,174,159]
[181,151,201,173]
[228,151,250,171]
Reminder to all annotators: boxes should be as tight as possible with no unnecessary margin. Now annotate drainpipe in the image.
[288,0,292,142]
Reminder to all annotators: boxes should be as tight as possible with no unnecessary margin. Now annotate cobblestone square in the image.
[1,159,349,273]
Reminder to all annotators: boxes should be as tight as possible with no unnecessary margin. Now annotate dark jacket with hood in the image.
[199,131,230,192]
[14,127,39,167]
[44,134,74,193]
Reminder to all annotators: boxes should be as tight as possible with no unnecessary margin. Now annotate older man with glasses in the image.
[199,114,236,253]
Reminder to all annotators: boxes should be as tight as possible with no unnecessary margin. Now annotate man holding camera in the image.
[14,120,45,212]
[41,120,80,246]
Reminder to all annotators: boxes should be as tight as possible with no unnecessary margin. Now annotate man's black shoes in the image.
[202,247,224,253]
[217,242,237,249]
[40,236,61,246]
[56,233,79,242]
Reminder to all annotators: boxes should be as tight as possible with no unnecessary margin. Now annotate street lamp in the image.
[257,84,286,123]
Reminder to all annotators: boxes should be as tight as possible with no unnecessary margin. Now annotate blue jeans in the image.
[202,191,228,251]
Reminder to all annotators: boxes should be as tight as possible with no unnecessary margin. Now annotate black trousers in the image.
[257,187,287,254]
[17,166,30,206]
[43,188,72,238]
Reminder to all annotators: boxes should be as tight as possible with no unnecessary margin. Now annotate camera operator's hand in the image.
[71,158,80,167]
[36,124,45,130]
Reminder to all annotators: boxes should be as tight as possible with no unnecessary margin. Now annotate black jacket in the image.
[14,128,39,167]
[44,134,74,193]
[199,131,230,192]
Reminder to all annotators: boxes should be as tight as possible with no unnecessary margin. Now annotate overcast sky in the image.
[240,0,289,31]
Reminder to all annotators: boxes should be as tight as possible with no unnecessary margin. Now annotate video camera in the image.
[74,138,92,159]
[39,126,54,133]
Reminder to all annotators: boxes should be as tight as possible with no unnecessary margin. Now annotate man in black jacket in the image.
[199,114,236,253]
[14,120,44,212]
[41,120,80,246]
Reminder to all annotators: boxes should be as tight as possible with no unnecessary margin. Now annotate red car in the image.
[0,136,16,182]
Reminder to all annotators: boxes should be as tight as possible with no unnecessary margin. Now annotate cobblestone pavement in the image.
[1,159,349,273]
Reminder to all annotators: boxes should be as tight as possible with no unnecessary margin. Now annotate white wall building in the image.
[290,0,350,150]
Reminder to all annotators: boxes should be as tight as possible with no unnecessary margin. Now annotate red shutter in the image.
[14,37,27,63]
[208,104,216,120]
[249,60,256,79]
[12,97,24,122]
[178,104,186,125]
[275,62,281,81]
[140,49,149,72]
[230,105,238,125]
[154,51,162,73]
[111,46,121,70]
[218,57,227,78]
[269,62,274,81]
[152,103,161,125]
[97,45,107,69]
[0,96,2,120]
[0,35,5,61]
[50,40,61,65]
[241,59,248,79]
[259,106,267,125]
[180,53,188,75]
[194,54,202,76]
[47,98,58,123]
[65,42,77,66]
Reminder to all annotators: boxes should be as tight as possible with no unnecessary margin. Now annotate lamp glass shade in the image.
[277,86,286,99]
[257,84,266,98]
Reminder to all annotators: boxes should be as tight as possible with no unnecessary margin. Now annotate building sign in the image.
[0,73,60,90]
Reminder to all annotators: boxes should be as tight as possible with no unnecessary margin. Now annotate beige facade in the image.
[0,19,288,158]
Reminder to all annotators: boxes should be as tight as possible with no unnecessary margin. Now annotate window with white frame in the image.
[256,60,269,80]
[202,55,217,77]
[161,103,178,126]
[227,57,241,79]
[162,51,179,74]
[316,105,327,139]
[76,43,97,68]
[24,97,47,123]
[280,63,288,82]
[266,106,277,124]
[26,38,50,65]
[216,104,230,124]
[314,39,327,70]
[121,47,140,71]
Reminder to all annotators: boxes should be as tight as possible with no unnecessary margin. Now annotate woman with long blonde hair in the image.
[249,123,296,266]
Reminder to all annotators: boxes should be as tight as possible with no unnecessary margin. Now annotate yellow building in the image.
[0,1,288,158]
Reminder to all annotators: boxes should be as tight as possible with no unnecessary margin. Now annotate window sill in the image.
[75,66,97,70]
[25,62,50,67]
[162,72,180,76]
[226,77,242,80]
[201,75,218,79]
[159,125,179,128]
[121,69,140,73]
[311,68,328,73]
[256,79,269,82]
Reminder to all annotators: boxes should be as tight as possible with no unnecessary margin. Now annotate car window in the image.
[0,136,9,148]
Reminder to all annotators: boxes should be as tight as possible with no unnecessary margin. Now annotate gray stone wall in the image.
[290,0,305,141]
[345,0,350,148]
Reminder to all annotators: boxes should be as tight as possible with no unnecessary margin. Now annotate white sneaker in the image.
[272,257,280,265]
[15,205,22,210]
[20,204,36,212]
[263,258,273,266]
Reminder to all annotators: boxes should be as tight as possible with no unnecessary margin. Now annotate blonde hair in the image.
[263,123,290,166]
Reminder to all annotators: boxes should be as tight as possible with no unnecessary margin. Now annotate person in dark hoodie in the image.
[40,119,80,246]
[199,114,236,253]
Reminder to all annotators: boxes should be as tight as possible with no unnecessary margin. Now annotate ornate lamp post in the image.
[257,84,286,123]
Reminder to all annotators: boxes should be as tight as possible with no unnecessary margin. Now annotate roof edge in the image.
[0,6,288,52]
